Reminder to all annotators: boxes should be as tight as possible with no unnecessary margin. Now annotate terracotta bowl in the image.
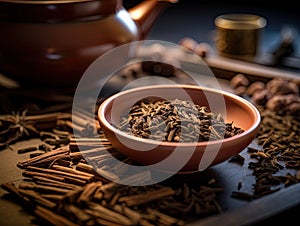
[97,84,261,173]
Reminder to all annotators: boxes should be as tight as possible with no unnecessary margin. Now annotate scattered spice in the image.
[228,154,245,166]
[231,75,300,116]
[229,75,300,201]
[230,73,249,89]
[0,108,224,225]
[1,66,299,224]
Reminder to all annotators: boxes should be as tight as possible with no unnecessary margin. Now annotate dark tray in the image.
[0,56,299,226]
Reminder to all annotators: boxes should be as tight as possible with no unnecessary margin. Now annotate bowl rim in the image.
[98,84,261,147]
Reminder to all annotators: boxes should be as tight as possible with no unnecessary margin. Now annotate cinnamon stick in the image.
[146,208,185,226]
[118,187,176,207]
[86,202,134,225]
[34,205,79,226]
[19,182,72,194]
[26,166,94,183]
[33,176,80,190]
[77,181,102,204]
[69,142,112,151]
[18,189,57,209]
[63,204,92,224]
[51,165,95,178]
[17,146,69,169]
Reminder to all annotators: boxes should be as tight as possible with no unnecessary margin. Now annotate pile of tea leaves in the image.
[117,98,244,143]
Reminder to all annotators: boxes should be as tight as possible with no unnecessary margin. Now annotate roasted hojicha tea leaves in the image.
[117,99,244,142]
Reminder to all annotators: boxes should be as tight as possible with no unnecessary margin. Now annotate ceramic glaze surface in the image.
[0,0,176,87]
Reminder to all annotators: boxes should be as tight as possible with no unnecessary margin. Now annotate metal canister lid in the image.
[215,14,267,30]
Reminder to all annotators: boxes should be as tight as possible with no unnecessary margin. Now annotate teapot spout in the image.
[128,0,177,39]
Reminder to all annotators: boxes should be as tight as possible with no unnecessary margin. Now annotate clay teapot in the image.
[0,0,177,88]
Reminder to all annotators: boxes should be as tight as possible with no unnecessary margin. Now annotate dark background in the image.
[124,0,300,58]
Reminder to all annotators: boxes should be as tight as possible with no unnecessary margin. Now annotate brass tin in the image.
[215,14,267,59]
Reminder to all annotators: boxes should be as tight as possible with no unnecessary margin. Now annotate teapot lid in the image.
[0,0,122,22]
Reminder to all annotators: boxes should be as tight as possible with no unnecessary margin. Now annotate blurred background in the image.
[124,0,300,69]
